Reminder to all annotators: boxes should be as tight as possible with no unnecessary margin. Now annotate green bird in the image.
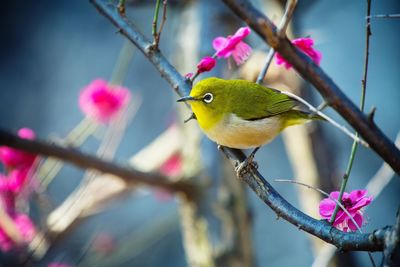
[178,77,322,152]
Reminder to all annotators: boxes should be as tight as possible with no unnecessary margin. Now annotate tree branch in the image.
[221,0,400,175]
[0,129,198,197]
[383,207,400,266]
[88,0,394,252]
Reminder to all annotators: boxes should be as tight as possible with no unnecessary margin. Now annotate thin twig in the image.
[221,0,400,174]
[277,0,297,37]
[280,90,368,147]
[117,0,126,16]
[152,0,162,49]
[256,0,297,84]
[366,14,400,19]
[157,1,167,39]
[256,47,275,85]
[330,0,372,224]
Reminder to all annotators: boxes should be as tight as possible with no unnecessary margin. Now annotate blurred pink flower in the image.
[7,168,31,194]
[276,37,322,69]
[319,189,372,232]
[0,167,32,195]
[213,26,252,65]
[159,153,182,177]
[0,128,37,169]
[0,190,15,214]
[196,56,217,74]
[79,79,131,123]
[0,213,36,252]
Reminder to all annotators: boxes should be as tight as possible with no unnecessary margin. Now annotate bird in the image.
[177,77,323,171]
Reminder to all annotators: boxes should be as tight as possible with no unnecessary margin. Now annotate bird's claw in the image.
[235,156,258,178]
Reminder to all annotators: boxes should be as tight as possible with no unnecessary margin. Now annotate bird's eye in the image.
[203,93,214,104]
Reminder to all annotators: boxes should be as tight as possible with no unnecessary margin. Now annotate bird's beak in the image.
[177,95,196,102]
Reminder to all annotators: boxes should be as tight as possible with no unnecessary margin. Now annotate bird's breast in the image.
[204,113,283,149]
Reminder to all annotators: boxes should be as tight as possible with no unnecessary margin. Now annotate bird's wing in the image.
[230,82,296,121]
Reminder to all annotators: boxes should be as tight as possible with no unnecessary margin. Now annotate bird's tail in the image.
[281,110,324,128]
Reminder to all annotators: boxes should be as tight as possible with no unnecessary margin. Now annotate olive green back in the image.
[195,78,296,120]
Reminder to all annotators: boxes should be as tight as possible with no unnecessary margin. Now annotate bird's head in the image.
[177,77,227,130]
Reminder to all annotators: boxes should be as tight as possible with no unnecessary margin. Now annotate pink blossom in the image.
[7,168,31,194]
[159,153,182,177]
[0,167,32,195]
[0,128,37,169]
[196,57,217,74]
[213,26,252,65]
[0,190,15,214]
[0,213,36,252]
[79,79,131,123]
[276,37,322,69]
[319,189,372,232]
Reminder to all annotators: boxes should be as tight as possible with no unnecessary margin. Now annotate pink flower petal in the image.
[232,41,252,65]
[348,189,368,202]
[319,189,372,232]
[212,37,228,52]
[0,228,13,252]
[347,212,363,231]
[213,26,252,63]
[0,128,37,169]
[79,79,131,124]
[293,37,314,47]
[7,168,30,193]
[329,191,340,200]
[0,191,15,214]
[319,198,336,218]
[333,210,350,226]
[14,213,36,243]
[0,213,36,252]
[159,154,182,177]
[17,128,35,140]
[275,37,322,70]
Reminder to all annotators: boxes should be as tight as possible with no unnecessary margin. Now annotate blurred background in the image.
[0,0,399,266]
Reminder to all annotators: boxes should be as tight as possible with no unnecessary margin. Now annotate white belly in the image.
[205,113,283,149]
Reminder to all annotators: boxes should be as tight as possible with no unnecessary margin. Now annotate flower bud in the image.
[196,57,216,73]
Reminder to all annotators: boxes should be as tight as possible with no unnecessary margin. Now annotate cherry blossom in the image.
[319,189,372,232]
[213,27,252,65]
[276,37,322,69]
[79,79,131,123]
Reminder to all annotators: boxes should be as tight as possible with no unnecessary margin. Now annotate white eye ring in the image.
[203,93,214,103]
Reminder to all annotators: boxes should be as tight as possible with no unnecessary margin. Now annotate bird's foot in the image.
[235,155,258,178]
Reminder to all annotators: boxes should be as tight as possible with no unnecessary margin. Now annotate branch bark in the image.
[383,208,400,267]
[221,0,400,175]
[0,129,198,197]
[88,0,393,252]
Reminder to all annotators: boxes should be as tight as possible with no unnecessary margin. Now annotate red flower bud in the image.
[196,57,216,73]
